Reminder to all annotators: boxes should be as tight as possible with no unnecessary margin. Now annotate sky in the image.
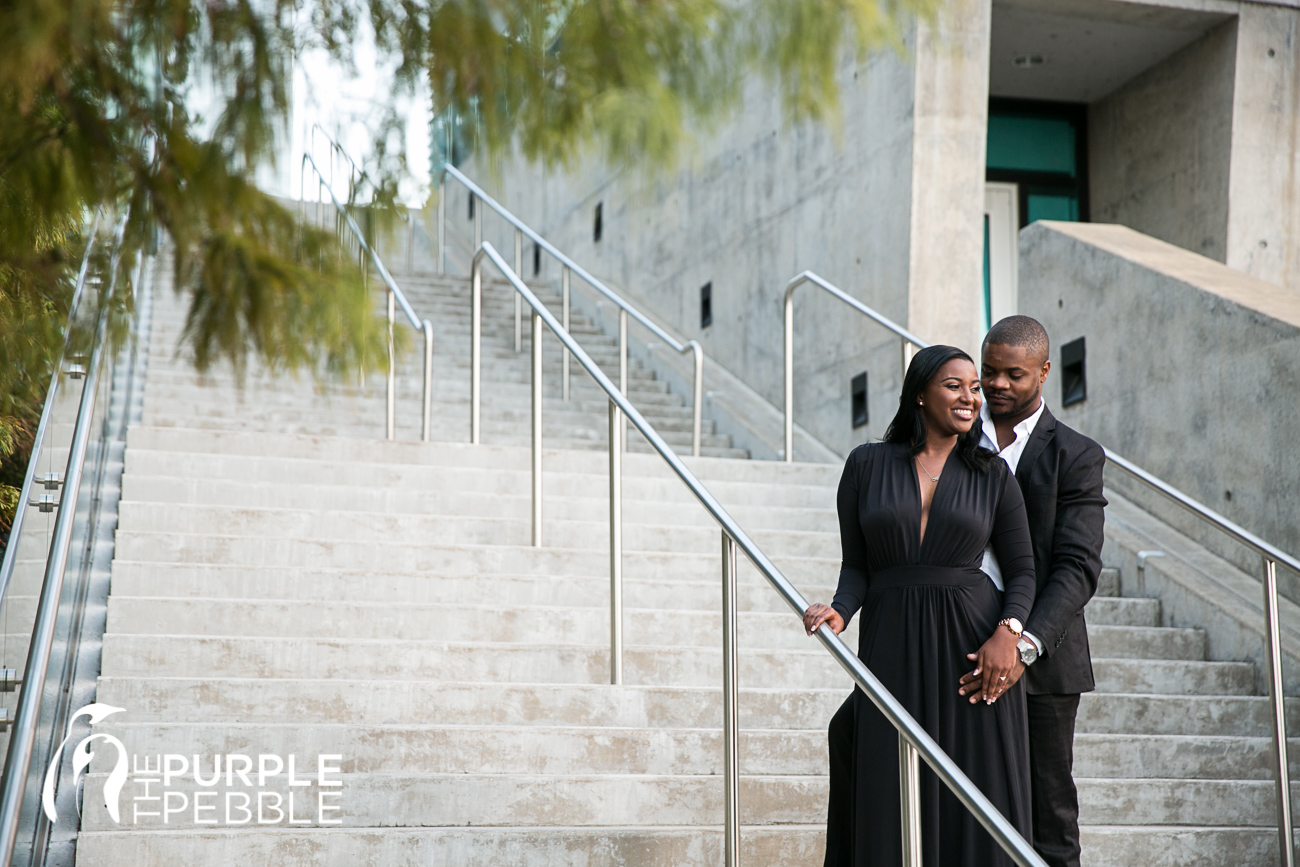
[287,19,433,208]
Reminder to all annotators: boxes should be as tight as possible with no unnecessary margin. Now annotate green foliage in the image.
[0,0,932,524]
[401,0,936,169]
[0,416,31,544]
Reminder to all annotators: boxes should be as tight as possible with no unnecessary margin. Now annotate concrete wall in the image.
[1225,2,1300,290]
[1018,220,1300,560]
[1087,18,1237,262]
[454,0,994,459]
[1086,2,1300,292]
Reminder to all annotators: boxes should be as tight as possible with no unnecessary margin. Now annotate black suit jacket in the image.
[1015,406,1108,696]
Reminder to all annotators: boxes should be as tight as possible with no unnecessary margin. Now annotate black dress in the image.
[824,442,1037,867]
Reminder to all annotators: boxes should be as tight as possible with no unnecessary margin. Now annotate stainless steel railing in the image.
[0,219,125,862]
[309,124,417,273]
[782,268,1296,866]
[474,241,1046,867]
[301,152,436,441]
[1104,451,1298,867]
[442,163,705,456]
[783,270,926,463]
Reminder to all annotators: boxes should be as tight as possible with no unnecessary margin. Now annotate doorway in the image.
[983,182,1019,334]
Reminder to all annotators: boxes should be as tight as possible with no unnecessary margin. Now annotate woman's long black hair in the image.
[883,344,995,473]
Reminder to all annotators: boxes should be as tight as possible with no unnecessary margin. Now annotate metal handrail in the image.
[473,242,1046,867]
[0,222,125,862]
[442,163,704,456]
[301,152,436,442]
[783,270,925,462]
[782,268,1295,867]
[308,124,416,271]
[1104,450,1296,867]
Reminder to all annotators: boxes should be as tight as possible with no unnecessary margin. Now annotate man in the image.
[958,315,1107,867]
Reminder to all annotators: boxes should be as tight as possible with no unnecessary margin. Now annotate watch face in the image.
[1019,642,1038,665]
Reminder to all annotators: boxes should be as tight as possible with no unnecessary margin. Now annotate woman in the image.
[804,345,1036,867]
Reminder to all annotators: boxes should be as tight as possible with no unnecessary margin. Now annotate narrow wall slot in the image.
[1061,337,1086,407]
[700,282,713,328]
[593,202,603,242]
[533,242,541,276]
[851,372,869,428]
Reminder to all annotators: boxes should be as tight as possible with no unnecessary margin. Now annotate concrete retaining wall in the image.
[1019,220,1300,562]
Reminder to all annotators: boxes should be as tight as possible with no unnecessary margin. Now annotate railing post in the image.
[899,734,923,867]
[471,256,482,444]
[691,344,704,458]
[902,338,915,384]
[562,267,571,402]
[515,229,523,353]
[532,308,543,547]
[783,290,794,463]
[438,189,446,275]
[609,399,623,685]
[619,308,628,453]
[473,194,482,252]
[422,319,434,442]
[721,532,741,867]
[386,289,396,441]
[1262,556,1295,867]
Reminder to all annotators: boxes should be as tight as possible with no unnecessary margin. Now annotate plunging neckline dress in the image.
[823,442,1036,867]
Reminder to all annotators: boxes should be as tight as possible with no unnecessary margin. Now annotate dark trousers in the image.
[1027,693,1082,867]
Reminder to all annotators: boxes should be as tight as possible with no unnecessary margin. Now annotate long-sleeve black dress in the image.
[823,442,1037,867]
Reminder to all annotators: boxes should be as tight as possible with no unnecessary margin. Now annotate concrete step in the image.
[111,502,841,559]
[110,534,838,584]
[94,677,847,728]
[1090,658,1256,695]
[1073,733,1300,780]
[118,475,835,530]
[1087,625,1205,661]
[135,416,745,455]
[96,726,1300,782]
[97,635,855,688]
[1085,596,1160,627]
[104,599,835,652]
[93,723,826,776]
[118,429,839,484]
[72,770,1300,831]
[74,771,826,830]
[69,825,1300,867]
[106,563,834,614]
[1077,693,1300,737]
[76,825,830,866]
[118,450,837,508]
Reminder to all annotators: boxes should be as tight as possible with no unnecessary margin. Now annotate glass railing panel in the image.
[0,289,102,783]
[12,271,144,867]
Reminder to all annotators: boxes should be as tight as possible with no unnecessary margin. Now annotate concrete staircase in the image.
[70,256,1299,865]
[143,268,744,457]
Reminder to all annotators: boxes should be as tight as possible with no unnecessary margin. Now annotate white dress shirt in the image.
[978,398,1047,653]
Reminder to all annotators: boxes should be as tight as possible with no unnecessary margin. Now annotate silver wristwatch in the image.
[1017,637,1039,666]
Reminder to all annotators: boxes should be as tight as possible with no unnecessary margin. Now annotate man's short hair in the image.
[983,315,1050,365]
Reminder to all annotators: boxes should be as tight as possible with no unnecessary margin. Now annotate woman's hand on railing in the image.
[803,603,845,636]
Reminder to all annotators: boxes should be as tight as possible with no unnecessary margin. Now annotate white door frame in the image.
[983,182,1019,332]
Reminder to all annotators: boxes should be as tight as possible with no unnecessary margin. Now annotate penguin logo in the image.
[41,704,128,824]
